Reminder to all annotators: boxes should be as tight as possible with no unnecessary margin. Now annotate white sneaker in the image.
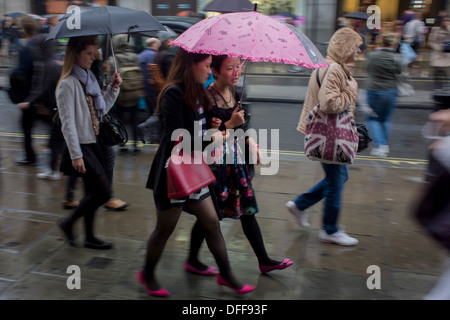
[285,201,310,227]
[370,147,381,156]
[319,229,358,246]
[370,146,389,157]
[37,170,61,181]
[379,145,389,157]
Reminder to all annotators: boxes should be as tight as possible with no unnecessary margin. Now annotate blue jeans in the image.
[293,163,349,234]
[366,89,397,147]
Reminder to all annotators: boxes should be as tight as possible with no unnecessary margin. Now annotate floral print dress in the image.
[207,86,259,220]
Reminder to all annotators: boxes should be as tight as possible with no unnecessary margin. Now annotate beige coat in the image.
[297,28,361,134]
[429,26,450,68]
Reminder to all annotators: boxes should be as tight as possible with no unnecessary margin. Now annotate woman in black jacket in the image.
[137,48,255,297]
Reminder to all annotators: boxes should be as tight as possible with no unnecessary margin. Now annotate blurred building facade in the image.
[0,0,449,46]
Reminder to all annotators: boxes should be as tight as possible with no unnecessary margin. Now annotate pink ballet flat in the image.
[135,270,170,297]
[184,261,219,276]
[259,258,293,274]
[216,274,255,294]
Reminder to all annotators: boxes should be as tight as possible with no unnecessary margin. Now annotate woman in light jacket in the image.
[429,15,450,90]
[56,36,122,250]
[286,28,362,246]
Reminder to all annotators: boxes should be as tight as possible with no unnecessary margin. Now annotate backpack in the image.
[116,57,145,107]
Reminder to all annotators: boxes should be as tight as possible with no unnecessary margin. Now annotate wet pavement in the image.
[0,48,449,304]
[1,134,446,302]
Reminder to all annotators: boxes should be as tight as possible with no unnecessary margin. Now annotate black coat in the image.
[146,85,211,210]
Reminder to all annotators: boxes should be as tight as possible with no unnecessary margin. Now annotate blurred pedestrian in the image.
[136,38,176,144]
[419,109,450,300]
[428,15,450,90]
[139,37,161,115]
[286,28,362,246]
[365,32,402,157]
[107,34,144,153]
[25,35,65,180]
[15,15,40,166]
[186,55,293,275]
[138,48,255,297]
[56,36,122,250]
[404,12,426,68]
[7,18,20,56]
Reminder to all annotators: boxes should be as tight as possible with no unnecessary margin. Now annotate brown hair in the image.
[19,15,37,37]
[156,48,211,113]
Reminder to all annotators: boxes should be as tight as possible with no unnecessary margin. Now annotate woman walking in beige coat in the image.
[286,28,362,246]
[429,15,450,90]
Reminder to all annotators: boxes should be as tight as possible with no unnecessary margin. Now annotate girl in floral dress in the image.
[185,55,293,274]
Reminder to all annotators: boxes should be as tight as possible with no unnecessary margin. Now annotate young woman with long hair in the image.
[138,48,255,297]
[56,36,122,250]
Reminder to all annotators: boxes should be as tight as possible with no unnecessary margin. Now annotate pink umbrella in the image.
[171,11,327,69]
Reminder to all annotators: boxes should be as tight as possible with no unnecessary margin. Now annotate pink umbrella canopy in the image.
[171,11,327,69]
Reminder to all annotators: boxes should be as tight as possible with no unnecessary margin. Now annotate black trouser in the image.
[145,94,157,116]
[48,119,64,171]
[65,144,116,201]
[115,104,138,149]
[65,169,111,241]
[21,107,36,162]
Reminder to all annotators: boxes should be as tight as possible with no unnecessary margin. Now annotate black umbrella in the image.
[344,11,369,20]
[46,6,164,40]
[46,6,164,71]
[203,0,254,13]
[5,12,25,18]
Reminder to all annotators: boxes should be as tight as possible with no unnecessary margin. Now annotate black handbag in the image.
[356,123,372,153]
[443,41,450,53]
[99,113,128,147]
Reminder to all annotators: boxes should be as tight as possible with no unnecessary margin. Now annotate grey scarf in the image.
[71,64,106,119]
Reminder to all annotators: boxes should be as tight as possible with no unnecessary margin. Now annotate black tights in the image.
[143,198,242,291]
[188,214,281,268]
[65,171,110,241]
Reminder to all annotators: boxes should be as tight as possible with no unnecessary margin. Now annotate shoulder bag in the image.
[304,67,359,164]
[166,135,216,199]
[99,112,128,147]
[79,80,128,147]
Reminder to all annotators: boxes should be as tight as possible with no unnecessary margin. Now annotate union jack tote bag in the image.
[304,104,359,165]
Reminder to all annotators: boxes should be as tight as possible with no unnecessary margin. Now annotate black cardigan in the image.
[146,85,211,210]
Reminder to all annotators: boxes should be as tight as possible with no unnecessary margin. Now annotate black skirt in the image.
[60,137,107,177]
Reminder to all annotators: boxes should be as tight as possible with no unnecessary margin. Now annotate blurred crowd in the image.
[2,12,178,212]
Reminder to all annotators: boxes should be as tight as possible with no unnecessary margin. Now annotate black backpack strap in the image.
[316,68,321,88]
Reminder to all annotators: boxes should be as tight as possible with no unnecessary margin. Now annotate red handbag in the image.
[166,137,216,199]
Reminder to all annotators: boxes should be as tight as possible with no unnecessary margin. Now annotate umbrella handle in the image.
[239,60,248,106]
[109,34,117,72]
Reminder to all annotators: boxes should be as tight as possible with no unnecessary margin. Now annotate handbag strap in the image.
[316,66,330,89]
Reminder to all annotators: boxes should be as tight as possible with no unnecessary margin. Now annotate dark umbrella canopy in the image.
[5,12,25,18]
[46,6,165,41]
[203,0,255,13]
[144,25,178,42]
[276,12,297,20]
[344,11,369,20]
